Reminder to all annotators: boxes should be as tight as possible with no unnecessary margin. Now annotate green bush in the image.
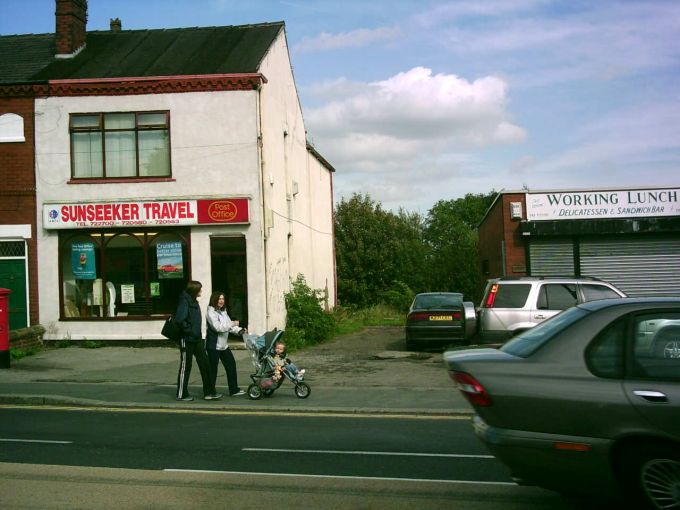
[285,275,335,351]
[10,346,40,360]
[81,340,103,349]
[378,280,415,312]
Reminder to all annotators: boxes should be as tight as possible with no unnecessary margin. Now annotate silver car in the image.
[477,276,626,344]
[444,297,680,509]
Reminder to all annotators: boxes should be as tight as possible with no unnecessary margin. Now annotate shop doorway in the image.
[210,236,248,327]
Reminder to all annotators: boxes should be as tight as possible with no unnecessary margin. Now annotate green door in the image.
[0,260,27,330]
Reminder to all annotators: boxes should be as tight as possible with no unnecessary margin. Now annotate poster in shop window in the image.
[71,242,96,280]
[156,242,184,279]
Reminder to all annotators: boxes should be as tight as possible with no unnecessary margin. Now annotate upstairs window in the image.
[70,111,170,179]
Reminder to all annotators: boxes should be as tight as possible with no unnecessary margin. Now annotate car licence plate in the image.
[430,315,452,321]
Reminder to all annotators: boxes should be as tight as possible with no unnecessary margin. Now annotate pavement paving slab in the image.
[0,326,472,416]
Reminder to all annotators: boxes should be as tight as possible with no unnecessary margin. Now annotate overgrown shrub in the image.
[285,275,335,350]
[378,280,415,312]
[10,346,40,360]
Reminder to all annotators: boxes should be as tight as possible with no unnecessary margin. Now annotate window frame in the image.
[69,111,172,180]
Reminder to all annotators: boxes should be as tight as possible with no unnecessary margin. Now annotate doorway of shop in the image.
[210,236,248,328]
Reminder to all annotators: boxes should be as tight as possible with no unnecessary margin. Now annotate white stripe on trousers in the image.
[177,338,188,398]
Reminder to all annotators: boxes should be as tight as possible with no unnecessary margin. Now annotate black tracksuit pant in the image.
[176,338,213,398]
[207,347,240,395]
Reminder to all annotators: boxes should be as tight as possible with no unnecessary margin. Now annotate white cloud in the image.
[308,67,525,144]
[305,67,527,209]
[294,26,401,52]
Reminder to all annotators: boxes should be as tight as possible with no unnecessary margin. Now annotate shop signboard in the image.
[526,188,680,221]
[71,242,96,279]
[43,198,249,229]
[156,241,184,279]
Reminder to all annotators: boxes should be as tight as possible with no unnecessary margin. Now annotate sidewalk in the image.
[0,343,472,416]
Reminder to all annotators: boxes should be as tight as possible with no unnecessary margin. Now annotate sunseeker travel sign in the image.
[526,189,680,221]
[43,198,249,229]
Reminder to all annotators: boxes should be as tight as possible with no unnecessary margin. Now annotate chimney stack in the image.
[55,0,88,58]
[110,18,122,32]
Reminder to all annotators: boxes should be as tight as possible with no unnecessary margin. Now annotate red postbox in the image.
[0,288,11,369]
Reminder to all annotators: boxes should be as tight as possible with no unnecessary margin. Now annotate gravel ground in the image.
[292,326,451,389]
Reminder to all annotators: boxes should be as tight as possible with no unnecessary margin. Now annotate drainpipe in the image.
[256,84,270,324]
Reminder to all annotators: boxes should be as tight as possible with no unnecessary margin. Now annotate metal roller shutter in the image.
[580,236,680,297]
[529,239,574,276]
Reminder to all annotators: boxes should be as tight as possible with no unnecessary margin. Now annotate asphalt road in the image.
[0,407,622,510]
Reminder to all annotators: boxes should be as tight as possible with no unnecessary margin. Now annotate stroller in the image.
[243,329,311,400]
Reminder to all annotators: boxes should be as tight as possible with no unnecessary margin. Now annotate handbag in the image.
[161,316,182,342]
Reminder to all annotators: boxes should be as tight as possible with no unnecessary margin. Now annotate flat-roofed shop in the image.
[478,187,680,296]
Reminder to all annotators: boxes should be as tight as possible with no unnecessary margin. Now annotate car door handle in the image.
[534,314,546,319]
[633,390,668,403]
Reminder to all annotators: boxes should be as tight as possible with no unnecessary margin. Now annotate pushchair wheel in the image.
[294,382,311,399]
[247,383,263,400]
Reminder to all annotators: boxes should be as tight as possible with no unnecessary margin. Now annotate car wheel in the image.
[620,443,680,509]
[654,338,680,359]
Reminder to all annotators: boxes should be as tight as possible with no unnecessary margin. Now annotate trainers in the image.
[204,393,223,400]
[176,395,194,402]
[230,389,246,396]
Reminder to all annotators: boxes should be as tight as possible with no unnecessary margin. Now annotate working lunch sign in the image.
[43,198,249,229]
[526,188,680,221]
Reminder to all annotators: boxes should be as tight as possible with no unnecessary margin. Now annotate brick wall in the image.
[501,193,528,276]
[0,97,40,326]
[478,192,528,283]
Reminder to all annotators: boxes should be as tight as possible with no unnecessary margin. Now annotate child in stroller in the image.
[243,330,311,400]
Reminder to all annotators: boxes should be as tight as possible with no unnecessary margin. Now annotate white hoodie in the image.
[206,305,242,350]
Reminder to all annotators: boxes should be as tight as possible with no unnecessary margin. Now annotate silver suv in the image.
[478,277,626,344]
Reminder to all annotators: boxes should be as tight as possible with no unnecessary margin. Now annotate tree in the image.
[334,194,426,307]
[423,192,496,302]
[334,191,497,308]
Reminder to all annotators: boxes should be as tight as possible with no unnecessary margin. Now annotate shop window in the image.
[70,111,170,179]
[59,229,189,319]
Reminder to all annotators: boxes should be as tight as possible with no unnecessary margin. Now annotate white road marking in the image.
[0,438,72,444]
[243,447,494,459]
[163,469,515,485]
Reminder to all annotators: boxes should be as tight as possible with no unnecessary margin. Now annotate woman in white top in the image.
[206,291,246,396]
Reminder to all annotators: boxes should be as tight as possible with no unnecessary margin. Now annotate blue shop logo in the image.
[47,209,60,222]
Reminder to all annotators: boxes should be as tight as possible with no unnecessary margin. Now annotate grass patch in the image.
[333,304,403,336]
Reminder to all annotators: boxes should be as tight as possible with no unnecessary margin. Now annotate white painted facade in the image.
[35,29,336,341]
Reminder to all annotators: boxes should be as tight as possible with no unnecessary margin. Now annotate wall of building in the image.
[34,90,266,340]
[0,97,39,326]
[305,152,336,309]
[478,196,505,281]
[257,29,336,326]
[501,193,528,276]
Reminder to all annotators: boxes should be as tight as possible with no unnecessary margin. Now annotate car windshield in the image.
[414,294,462,309]
[501,306,590,357]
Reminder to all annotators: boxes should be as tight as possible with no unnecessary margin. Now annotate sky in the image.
[1,0,679,213]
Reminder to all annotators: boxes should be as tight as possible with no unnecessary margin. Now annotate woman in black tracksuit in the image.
[175,280,221,401]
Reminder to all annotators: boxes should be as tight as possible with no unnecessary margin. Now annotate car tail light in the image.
[484,284,499,308]
[449,371,491,407]
[452,311,461,320]
[407,312,429,321]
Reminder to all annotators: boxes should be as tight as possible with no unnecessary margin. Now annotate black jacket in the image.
[175,290,202,342]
